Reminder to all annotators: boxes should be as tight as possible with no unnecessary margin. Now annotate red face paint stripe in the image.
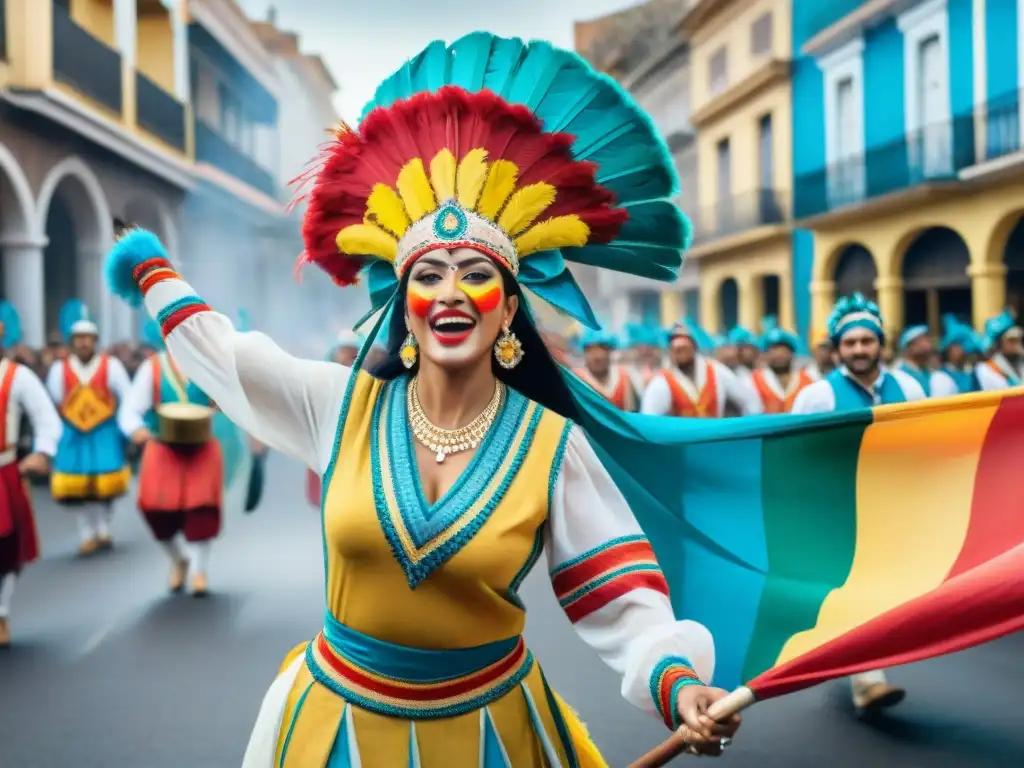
[407,287,435,318]
[461,281,502,314]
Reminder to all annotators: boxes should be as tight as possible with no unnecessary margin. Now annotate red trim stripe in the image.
[552,539,656,596]
[748,542,1024,700]
[160,303,210,337]
[315,634,526,701]
[140,268,179,296]
[131,257,172,281]
[948,396,1024,578]
[562,570,669,623]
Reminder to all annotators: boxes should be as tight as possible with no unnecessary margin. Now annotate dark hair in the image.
[370,267,581,421]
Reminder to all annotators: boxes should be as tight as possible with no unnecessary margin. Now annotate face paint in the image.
[407,284,437,318]
[460,277,502,315]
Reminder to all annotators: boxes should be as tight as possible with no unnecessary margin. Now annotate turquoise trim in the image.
[648,655,702,730]
[278,680,315,768]
[480,708,513,767]
[326,704,355,768]
[559,563,662,607]
[540,668,581,768]
[322,611,520,684]
[519,679,563,766]
[304,643,535,720]
[547,420,573,511]
[408,723,421,768]
[372,378,542,587]
[155,295,207,325]
[549,534,647,578]
[507,523,545,611]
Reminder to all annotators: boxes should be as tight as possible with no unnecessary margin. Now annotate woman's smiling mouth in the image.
[429,309,477,346]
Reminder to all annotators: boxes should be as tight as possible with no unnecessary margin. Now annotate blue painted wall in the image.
[948,0,974,117]
[863,21,905,150]
[986,0,1018,102]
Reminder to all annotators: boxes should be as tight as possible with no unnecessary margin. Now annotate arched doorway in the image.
[1003,216,1024,317]
[833,244,877,300]
[36,159,110,341]
[760,274,780,322]
[0,144,38,342]
[901,227,971,332]
[719,277,738,331]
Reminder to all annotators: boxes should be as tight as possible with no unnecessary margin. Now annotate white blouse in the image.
[0,360,62,467]
[144,276,715,721]
[640,356,762,417]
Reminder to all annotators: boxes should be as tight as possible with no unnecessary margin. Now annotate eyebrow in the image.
[415,255,494,270]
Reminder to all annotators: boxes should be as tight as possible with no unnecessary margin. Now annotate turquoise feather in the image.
[562,243,681,279]
[0,300,22,346]
[617,200,691,249]
[447,32,494,93]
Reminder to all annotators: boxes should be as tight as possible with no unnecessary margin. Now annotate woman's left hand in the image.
[675,685,741,757]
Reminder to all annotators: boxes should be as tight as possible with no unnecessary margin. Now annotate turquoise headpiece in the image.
[939,314,971,354]
[898,324,930,351]
[58,299,97,342]
[669,317,714,351]
[140,318,164,350]
[0,301,22,346]
[827,293,884,345]
[760,316,800,352]
[626,322,667,349]
[983,310,1020,348]
[579,326,619,350]
[727,325,758,347]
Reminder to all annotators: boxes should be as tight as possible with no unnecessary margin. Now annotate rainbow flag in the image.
[566,376,1024,700]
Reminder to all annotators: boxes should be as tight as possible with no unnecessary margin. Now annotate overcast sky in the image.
[236,0,637,121]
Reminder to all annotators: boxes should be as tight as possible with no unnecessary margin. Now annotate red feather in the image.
[299,86,626,285]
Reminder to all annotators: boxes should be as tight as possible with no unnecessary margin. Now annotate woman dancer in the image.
[106,34,737,765]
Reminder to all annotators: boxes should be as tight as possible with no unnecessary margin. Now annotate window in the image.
[716,138,731,201]
[819,37,865,206]
[898,0,951,177]
[835,77,855,158]
[709,47,728,95]
[751,12,773,58]
[630,291,661,324]
[758,113,773,189]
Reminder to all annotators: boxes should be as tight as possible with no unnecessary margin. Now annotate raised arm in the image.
[104,230,349,468]
[547,425,715,730]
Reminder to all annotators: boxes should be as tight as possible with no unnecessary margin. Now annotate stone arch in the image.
[0,142,35,243]
[36,157,114,340]
[898,226,972,331]
[719,277,739,331]
[0,142,39,340]
[832,243,878,300]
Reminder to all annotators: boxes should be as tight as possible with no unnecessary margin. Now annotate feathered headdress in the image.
[759,316,800,352]
[294,33,689,331]
[726,325,757,347]
[898,324,930,351]
[939,314,973,354]
[668,317,714,351]
[0,301,22,347]
[578,325,620,350]
[983,309,1020,348]
[827,293,884,345]
[59,299,97,342]
[140,318,164,350]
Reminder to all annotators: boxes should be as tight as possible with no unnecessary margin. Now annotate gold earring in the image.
[494,327,524,369]
[400,333,418,369]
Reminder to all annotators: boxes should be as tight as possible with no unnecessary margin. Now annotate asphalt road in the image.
[1,455,1022,767]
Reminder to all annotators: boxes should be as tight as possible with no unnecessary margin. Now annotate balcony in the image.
[194,119,276,197]
[691,190,788,246]
[795,113,976,219]
[136,71,186,151]
[52,3,123,115]
[981,90,1021,163]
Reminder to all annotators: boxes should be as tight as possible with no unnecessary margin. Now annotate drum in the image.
[157,402,214,446]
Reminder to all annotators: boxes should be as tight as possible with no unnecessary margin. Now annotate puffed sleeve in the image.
[547,425,715,730]
[106,232,350,471]
[640,374,672,416]
[13,365,62,457]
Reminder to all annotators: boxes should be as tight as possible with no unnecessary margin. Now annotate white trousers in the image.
[74,502,114,541]
[0,573,16,619]
[159,538,212,577]
[850,669,889,693]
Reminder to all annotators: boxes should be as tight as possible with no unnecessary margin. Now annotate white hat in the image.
[69,319,99,337]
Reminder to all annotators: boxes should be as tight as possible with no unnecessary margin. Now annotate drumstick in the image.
[628,688,755,767]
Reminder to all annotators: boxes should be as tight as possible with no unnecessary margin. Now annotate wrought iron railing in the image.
[52,3,123,114]
[194,118,276,197]
[136,71,186,151]
[794,113,975,219]
[690,189,787,245]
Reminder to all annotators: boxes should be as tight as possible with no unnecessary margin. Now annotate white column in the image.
[113,0,137,66]
[167,0,190,101]
[2,238,48,347]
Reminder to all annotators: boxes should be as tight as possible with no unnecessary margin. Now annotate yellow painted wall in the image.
[71,0,115,48]
[5,0,55,89]
[695,82,793,213]
[690,0,793,113]
[137,16,176,93]
[809,179,1024,337]
[698,239,793,333]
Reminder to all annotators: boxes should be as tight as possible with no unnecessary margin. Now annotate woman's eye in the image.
[415,273,441,284]
[462,271,491,283]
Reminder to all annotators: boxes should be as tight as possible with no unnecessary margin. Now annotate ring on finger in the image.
[720,737,732,750]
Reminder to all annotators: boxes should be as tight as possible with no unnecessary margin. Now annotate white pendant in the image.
[436,450,445,463]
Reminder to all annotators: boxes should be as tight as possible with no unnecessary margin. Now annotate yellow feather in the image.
[395,158,437,221]
[365,184,410,237]
[497,182,557,236]
[476,160,519,220]
[429,149,457,203]
[514,215,591,257]
[456,149,489,209]
[335,223,398,262]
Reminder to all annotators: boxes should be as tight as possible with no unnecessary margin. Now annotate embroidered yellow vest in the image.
[322,371,569,649]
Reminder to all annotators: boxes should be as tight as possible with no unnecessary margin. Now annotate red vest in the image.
[751,368,815,414]
[661,363,718,418]
[0,361,18,449]
[574,366,637,411]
